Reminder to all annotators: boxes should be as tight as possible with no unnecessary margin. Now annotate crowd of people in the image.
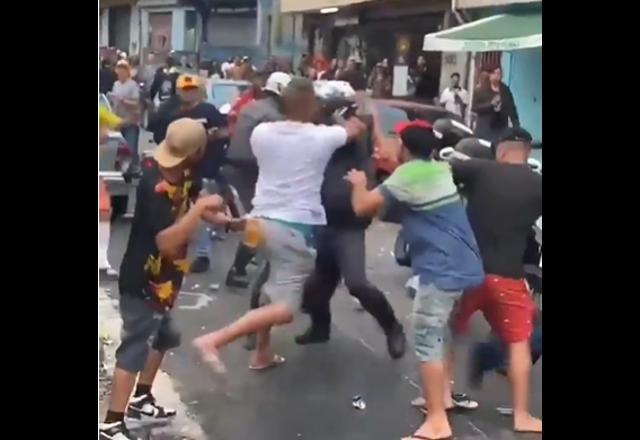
[99,50,540,440]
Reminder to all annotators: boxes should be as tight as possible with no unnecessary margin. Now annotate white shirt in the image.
[250,121,348,225]
[439,87,469,117]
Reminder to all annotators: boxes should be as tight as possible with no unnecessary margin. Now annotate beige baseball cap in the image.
[153,118,207,169]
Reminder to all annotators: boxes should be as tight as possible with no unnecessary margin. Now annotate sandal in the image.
[402,435,453,440]
[249,354,286,371]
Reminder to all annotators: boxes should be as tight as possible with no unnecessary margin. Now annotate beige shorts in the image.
[258,218,317,311]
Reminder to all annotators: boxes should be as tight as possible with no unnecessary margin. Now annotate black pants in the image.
[301,226,398,333]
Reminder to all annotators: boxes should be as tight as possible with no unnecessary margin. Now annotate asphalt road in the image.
[101,214,541,440]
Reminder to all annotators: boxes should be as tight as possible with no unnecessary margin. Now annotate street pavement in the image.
[100,216,541,440]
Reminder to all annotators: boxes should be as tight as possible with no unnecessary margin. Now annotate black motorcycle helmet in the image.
[432,118,474,154]
[455,137,494,160]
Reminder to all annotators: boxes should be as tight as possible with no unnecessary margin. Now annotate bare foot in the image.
[192,335,227,374]
[403,417,452,440]
[514,413,542,433]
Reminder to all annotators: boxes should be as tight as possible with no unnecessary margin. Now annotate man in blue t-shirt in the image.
[345,121,484,440]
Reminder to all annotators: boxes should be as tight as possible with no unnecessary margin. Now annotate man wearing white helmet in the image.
[222,71,292,287]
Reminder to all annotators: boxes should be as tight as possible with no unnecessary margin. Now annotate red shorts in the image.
[453,275,535,344]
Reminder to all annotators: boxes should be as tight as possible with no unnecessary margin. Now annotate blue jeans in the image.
[121,125,140,164]
[195,222,216,259]
[474,327,542,374]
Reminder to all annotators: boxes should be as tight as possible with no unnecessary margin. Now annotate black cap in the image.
[497,127,533,144]
[491,127,533,156]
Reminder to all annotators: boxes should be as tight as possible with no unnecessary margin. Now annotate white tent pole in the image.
[466,52,476,127]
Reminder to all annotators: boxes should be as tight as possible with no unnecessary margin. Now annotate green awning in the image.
[423,13,542,52]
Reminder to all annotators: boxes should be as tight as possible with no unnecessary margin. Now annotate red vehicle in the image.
[371,99,460,181]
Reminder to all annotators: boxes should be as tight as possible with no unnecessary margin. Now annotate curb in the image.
[99,288,207,440]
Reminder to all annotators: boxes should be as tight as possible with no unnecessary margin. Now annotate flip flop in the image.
[249,354,286,371]
[514,429,542,434]
[401,435,453,440]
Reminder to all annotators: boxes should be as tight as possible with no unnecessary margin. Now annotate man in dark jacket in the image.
[296,112,406,359]
[222,71,291,287]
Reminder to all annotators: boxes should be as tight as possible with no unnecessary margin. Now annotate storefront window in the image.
[184,10,198,52]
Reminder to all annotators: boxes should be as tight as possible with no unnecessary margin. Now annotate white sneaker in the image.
[99,421,140,440]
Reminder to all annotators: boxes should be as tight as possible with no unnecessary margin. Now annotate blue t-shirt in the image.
[379,160,484,291]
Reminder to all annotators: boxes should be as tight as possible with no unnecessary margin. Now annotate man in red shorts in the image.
[449,127,542,434]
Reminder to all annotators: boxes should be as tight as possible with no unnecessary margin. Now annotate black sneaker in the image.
[190,257,210,274]
[295,326,330,345]
[225,267,249,288]
[99,421,140,440]
[386,323,407,359]
[126,393,176,425]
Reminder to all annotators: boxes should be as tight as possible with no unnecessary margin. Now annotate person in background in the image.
[229,57,244,80]
[472,66,519,142]
[193,78,367,374]
[240,56,256,80]
[150,56,180,108]
[413,54,439,102]
[99,118,230,440]
[368,62,392,98]
[439,72,469,119]
[111,60,141,166]
[100,58,117,95]
[297,53,309,77]
[155,74,230,274]
[221,57,234,79]
[222,71,292,287]
[99,105,126,280]
[338,57,367,91]
[345,122,484,440]
[228,72,267,135]
[306,66,318,80]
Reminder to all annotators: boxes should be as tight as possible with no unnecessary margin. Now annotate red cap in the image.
[393,119,433,135]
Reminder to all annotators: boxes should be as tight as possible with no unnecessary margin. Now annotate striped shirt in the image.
[379,160,484,291]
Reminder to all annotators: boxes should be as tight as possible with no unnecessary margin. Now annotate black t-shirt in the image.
[119,161,201,310]
[450,159,542,278]
[154,102,228,178]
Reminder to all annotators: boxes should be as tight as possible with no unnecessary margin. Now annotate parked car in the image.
[372,99,461,180]
[99,94,133,218]
[206,79,251,115]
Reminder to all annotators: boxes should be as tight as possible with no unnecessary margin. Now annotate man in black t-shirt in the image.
[150,74,230,274]
[449,128,542,434]
[100,118,230,440]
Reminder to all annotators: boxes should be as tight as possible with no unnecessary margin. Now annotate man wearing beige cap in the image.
[100,118,230,440]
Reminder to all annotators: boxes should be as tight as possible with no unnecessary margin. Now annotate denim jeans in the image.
[121,125,140,164]
[195,222,216,259]
[474,327,542,374]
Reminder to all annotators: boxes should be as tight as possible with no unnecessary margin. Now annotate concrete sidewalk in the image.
[98,288,207,440]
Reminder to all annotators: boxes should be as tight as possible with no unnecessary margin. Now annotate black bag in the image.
[394,229,411,267]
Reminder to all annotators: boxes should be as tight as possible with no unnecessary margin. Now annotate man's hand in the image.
[345,169,368,188]
[207,126,230,142]
[195,194,224,213]
[343,117,367,141]
[201,209,231,226]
